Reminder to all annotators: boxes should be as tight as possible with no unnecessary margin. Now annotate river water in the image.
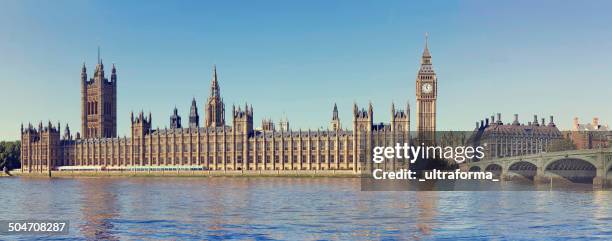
[1,177,610,240]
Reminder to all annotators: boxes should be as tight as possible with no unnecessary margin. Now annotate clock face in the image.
[422,83,433,94]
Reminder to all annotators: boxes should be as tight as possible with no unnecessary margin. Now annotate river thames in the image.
[1,177,610,240]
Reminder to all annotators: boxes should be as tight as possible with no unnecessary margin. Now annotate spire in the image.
[419,33,434,74]
[64,123,71,139]
[189,97,200,128]
[109,63,117,83]
[94,47,104,78]
[81,62,87,82]
[422,32,431,57]
[332,103,339,120]
[210,65,220,97]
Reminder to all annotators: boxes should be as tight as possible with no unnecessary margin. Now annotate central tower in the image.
[415,34,437,144]
[205,65,225,128]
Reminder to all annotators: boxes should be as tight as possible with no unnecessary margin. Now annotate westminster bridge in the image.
[466,148,612,188]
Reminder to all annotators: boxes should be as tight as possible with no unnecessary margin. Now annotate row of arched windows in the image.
[87,101,113,115]
[87,101,98,115]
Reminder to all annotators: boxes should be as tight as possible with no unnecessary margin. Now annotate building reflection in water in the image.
[78,179,119,241]
[415,191,437,236]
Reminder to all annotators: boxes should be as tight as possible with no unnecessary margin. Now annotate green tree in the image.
[546,138,576,152]
[0,141,21,172]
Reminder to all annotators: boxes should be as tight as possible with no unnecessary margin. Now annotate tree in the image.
[0,141,21,172]
[546,138,576,152]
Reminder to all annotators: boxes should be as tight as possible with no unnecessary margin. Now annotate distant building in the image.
[468,113,563,160]
[570,117,610,149]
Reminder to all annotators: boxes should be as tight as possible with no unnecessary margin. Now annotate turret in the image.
[131,110,152,137]
[81,63,87,82]
[330,103,341,131]
[232,103,253,135]
[262,118,275,132]
[63,124,71,140]
[353,102,373,132]
[111,64,117,83]
[170,107,182,129]
[279,112,289,132]
[391,101,410,132]
[189,98,199,128]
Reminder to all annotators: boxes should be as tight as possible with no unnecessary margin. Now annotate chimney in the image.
[486,118,489,126]
[541,118,545,126]
[497,113,502,124]
[513,114,519,125]
[491,115,495,124]
[592,117,599,127]
[549,116,556,127]
[533,115,538,126]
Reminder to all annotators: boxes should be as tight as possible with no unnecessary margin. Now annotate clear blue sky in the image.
[1,0,611,141]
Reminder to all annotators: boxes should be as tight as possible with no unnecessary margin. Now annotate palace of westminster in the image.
[19,37,565,173]
[20,38,437,174]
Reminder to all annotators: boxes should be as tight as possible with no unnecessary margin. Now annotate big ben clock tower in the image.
[415,34,437,144]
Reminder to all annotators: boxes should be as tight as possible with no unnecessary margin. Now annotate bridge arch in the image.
[469,166,481,172]
[508,161,537,180]
[545,158,596,183]
[485,164,502,177]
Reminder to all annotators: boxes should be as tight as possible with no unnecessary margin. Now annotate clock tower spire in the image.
[415,33,437,144]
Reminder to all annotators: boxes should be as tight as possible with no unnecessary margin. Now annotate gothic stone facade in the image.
[469,113,562,161]
[21,48,444,173]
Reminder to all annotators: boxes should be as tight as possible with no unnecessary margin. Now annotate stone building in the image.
[81,58,117,139]
[415,34,437,144]
[20,40,439,173]
[570,117,611,149]
[468,113,563,161]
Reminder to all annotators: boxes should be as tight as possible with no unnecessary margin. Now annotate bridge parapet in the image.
[466,148,612,187]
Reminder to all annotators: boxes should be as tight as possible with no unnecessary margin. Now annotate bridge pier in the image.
[592,152,610,188]
[533,166,550,184]
[593,166,608,188]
